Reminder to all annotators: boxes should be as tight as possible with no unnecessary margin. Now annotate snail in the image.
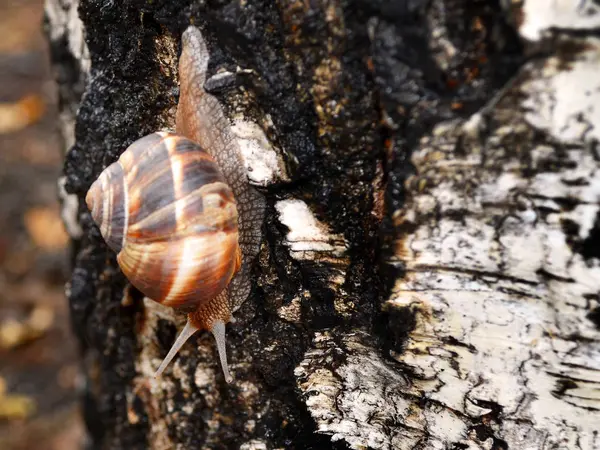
[85,26,265,382]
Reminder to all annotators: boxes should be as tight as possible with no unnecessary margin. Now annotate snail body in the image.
[85,26,265,382]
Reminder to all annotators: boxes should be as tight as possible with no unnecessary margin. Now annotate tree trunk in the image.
[45,0,600,449]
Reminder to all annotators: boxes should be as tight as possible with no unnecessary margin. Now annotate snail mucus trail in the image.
[85,26,265,382]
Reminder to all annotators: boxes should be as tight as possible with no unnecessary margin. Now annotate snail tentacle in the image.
[154,319,199,378]
[210,320,232,383]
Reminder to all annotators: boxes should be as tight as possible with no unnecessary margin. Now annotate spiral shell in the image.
[86,132,241,311]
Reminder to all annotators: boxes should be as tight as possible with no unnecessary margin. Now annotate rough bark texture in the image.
[45,0,600,449]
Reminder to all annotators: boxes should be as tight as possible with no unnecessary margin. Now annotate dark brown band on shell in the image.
[118,133,236,241]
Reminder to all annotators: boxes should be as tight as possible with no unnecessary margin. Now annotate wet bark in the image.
[45,0,600,449]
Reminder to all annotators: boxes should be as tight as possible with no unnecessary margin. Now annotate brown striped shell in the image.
[86,132,242,311]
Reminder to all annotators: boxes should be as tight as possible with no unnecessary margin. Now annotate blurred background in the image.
[0,0,82,448]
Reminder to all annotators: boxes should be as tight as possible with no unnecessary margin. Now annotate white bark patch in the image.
[520,0,600,41]
[44,0,90,73]
[385,44,600,449]
[58,176,83,239]
[522,38,600,144]
[231,119,289,186]
[44,0,89,150]
[276,199,349,301]
[239,440,268,450]
[296,332,473,450]
[275,199,347,259]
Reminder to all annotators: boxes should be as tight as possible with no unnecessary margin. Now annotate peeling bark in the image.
[46,0,600,449]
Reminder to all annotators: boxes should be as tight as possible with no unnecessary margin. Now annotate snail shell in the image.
[85,26,265,383]
[86,132,241,310]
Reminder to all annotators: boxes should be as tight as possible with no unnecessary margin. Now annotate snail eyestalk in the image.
[154,319,199,378]
[211,320,232,383]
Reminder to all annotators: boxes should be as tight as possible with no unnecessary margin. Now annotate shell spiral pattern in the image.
[86,132,241,311]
